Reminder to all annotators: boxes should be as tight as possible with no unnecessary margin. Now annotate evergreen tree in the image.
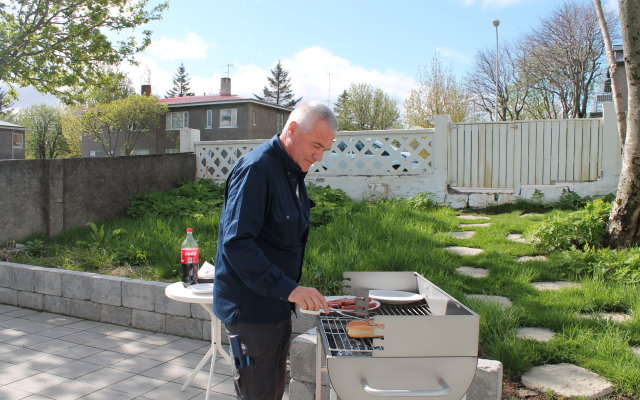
[254,60,301,107]
[166,63,194,98]
[0,88,15,117]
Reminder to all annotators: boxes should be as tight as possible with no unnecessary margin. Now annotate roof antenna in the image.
[221,64,234,77]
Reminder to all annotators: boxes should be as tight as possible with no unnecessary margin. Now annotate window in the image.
[166,111,189,130]
[253,111,257,126]
[206,110,213,129]
[165,149,178,154]
[132,149,150,155]
[12,132,24,148]
[90,150,106,157]
[276,114,284,133]
[219,108,237,128]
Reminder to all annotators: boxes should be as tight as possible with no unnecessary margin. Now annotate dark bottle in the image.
[181,228,199,287]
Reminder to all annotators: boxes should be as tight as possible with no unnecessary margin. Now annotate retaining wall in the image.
[0,153,196,245]
[0,261,316,342]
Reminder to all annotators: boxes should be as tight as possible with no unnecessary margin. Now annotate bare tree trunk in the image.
[606,0,640,247]
[593,0,627,144]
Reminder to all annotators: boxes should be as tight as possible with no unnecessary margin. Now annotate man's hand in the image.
[288,286,330,313]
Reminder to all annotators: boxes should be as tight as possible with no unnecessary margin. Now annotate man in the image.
[214,101,336,399]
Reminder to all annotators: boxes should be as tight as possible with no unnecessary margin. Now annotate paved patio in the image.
[0,304,287,399]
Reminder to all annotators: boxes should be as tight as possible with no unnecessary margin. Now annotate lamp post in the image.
[493,19,500,121]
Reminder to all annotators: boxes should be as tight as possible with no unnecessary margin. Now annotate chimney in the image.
[220,77,231,96]
[141,84,151,96]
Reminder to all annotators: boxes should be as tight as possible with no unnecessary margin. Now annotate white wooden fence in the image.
[188,104,621,205]
[448,118,603,190]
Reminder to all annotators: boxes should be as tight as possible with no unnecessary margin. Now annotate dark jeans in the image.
[226,319,292,400]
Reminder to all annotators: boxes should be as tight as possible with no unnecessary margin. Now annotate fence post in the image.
[601,102,622,181]
[433,115,451,193]
[180,128,200,153]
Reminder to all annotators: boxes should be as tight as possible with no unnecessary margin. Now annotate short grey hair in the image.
[286,101,338,134]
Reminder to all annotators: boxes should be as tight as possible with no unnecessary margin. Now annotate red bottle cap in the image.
[186,228,192,233]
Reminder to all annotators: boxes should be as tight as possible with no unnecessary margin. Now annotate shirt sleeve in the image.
[218,163,298,300]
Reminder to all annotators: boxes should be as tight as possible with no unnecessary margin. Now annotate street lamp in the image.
[493,19,500,121]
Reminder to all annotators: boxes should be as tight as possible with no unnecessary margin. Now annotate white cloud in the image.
[123,46,416,108]
[146,32,211,61]
[434,46,473,66]
[460,0,534,9]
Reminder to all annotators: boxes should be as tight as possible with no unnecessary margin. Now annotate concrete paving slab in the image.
[466,294,512,308]
[452,231,476,239]
[507,233,531,244]
[520,213,545,217]
[579,312,632,323]
[141,381,203,400]
[457,215,491,220]
[531,281,581,291]
[521,363,614,399]
[517,255,548,262]
[455,266,489,278]
[517,327,556,342]
[458,223,493,228]
[633,347,640,357]
[37,379,103,400]
[77,387,136,399]
[445,246,485,256]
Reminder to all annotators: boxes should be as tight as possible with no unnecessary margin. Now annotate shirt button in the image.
[286,215,290,219]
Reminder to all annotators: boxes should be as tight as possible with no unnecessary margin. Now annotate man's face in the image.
[287,119,335,172]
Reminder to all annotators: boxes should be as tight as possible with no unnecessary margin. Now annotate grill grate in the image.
[318,299,431,357]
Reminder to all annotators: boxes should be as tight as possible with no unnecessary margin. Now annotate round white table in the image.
[165,282,231,400]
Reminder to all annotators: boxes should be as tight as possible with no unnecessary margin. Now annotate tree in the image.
[254,60,301,107]
[594,0,626,144]
[0,0,167,103]
[0,87,15,117]
[333,83,400,131]
[18,104,68,159]
[80,94,168,156]
[165,63,194,98]
[466,43,530,121]
[603,0,640,247]
[70,68,135,107]
[406,54,471,127]
[519,1,611,118]
[60,109,82,157]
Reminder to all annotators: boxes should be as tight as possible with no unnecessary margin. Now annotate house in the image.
[81,78,292,157]
[0,120,26,160]
[591,44,628,117]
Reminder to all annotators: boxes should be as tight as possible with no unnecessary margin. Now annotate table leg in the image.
[181,346,212,391]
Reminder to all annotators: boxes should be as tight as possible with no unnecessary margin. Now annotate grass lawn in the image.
[4,181,640,398]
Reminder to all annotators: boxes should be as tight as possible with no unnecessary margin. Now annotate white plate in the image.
[368,290,424,304]
[187,283,214,294]
[299,295,380,315]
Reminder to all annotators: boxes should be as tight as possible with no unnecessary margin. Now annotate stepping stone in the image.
[517,255,548,262]
[517,327,556,342]
[466,294,512,308]
[632,347,640,357]
[531,281,581,291]
[456,266,489,278]
[457,215,491,220]
[507,234,529,244]
[458,223,493,228]
[521,363,614,399]
[520,213,545,217]
[444,246,484,256]
[517,389,539,397]
[579,312,632,323]
[452,231,476,239]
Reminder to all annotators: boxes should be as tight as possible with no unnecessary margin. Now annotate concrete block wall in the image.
[0,261,321,341]
[289,328,503,400]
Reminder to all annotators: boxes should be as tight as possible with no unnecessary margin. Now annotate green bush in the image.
[127,180,225,219]
[524,199,611,252]
[307,184,355,227]
[560,247,640,284]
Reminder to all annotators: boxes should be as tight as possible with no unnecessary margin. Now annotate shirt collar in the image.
[272,134,305,177]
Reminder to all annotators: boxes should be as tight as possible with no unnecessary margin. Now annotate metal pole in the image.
[493,19,500,121]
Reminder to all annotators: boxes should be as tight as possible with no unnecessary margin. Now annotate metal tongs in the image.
[331,291,372,320]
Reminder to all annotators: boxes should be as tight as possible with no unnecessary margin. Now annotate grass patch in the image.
[3,182,640,396]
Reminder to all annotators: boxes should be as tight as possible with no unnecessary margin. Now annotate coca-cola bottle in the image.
[181,228,199,287]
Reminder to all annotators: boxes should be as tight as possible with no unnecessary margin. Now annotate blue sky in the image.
[14,0,618,110]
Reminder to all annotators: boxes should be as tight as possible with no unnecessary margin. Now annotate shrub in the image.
[524,199,611,252]
[559,246,640,284]
[307,184,354,227]
[127,180,225,219]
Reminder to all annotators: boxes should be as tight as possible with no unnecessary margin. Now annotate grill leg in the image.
[316,329,322,400]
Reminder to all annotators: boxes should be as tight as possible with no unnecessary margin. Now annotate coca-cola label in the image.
[181,248,199,264]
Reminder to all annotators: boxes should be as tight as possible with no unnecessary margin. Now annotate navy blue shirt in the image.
[213,135,311,324]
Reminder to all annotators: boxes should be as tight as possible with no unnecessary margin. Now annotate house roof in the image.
[0,120,26,130]
[159,95,293,111]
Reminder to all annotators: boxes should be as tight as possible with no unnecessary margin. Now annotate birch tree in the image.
[604,0,640,247]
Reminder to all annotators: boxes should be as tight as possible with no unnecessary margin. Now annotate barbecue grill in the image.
[315,271,479,400]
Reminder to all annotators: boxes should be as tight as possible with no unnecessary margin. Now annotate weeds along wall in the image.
[0,153,196,244]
